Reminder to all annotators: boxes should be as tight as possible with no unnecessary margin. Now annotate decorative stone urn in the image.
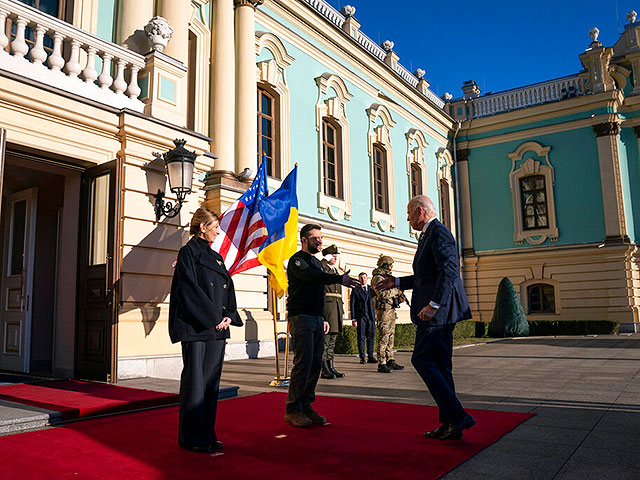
[414,68,425,79]
[341,5,356,16]
[628,10,638,24]
[144,16,173,53]
[381,40,394,52]
[442,92,453,101]
[589,26,599,43]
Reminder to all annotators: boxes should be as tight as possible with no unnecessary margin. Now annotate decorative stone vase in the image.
[144,16,173,53]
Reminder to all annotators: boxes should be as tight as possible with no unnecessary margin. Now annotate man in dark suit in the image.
[350,272,376,364]
[376,195,475,441]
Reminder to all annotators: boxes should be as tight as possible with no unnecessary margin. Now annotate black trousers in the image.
[356,315,375,358]
[286,314,324,414]
[411,324,465,425]
[178,338,226,448]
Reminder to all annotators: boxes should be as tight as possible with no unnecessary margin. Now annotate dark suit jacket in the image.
[399,219,471,328]
[350,285,375,323]
[169,236,243,343]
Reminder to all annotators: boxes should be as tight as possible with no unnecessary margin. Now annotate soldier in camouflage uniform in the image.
[371,255,406,373]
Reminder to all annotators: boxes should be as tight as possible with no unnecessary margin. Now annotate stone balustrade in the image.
[470,75,584,118]
[0,0,145,111]
[300,0,445,109]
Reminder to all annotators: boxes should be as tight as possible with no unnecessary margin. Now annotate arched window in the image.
[322,118,343,199]
[257,87,279,178]
[373,143,389,213]
[410,163,422,198]
[439,178,451,229]
[520,175,548,230]
[527,284,555,313]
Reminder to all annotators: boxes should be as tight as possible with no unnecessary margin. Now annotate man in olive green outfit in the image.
[371,255,406,373]
[320,244,345,379]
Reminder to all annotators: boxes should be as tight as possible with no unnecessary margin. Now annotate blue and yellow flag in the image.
[257,166,298,297]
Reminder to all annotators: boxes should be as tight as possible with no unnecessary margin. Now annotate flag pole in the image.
[268,272,289,387]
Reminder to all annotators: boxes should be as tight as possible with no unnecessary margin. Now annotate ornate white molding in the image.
[405,128,429,237]
[187,5,210,134]
[508,141,558,245]
[315,73,353,221]
[255,31,295,179]
[436,147,456,239]
[255,31,295,67]
[367,103,396,232]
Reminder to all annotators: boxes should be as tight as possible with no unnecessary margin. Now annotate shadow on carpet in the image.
[0,391,533,480]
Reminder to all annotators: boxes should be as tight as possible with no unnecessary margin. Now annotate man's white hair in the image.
[410,195,437,216]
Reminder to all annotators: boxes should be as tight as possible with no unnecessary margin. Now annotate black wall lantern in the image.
[153,138,197,221]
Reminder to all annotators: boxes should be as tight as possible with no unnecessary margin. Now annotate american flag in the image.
[212,159,269,275]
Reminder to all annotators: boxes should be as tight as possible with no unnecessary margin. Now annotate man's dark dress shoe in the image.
[180,444,213,453]
[377,364,392,373]
[367,356,377,364]
[359,357,366,364]
[440,414,476,440]
[424,423,450,439]
[387,360,404,370]
[213,441,223,450]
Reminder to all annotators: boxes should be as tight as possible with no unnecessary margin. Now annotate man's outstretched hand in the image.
[341,270,362,289]
[375,274,396,291]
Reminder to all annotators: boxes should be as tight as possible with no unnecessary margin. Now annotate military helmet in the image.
[377,254,394,267]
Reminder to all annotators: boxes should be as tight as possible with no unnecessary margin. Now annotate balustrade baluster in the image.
[0,9,9,52]
[10,16,28,58]
[97,52,113,89]
[126,65,141,99]
[63,39,82,77]
[30,24,47,65]
[48,32,64,71]
[81,46,98,83]
[112,59,127,94]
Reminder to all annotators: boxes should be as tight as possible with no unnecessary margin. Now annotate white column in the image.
[118,0,154,53]
[210,0,236,173]
[158,0,190,64]
[235,0,262,175]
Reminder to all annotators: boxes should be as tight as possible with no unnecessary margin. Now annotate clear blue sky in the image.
[325,0,639,97]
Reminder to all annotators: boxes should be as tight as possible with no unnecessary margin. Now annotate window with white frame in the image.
[255,32,294,182]
[315,73,352,220]
[508,141,558,245]
[367,104,396,232]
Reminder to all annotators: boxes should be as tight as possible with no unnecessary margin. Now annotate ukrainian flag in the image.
[257,165,298,297]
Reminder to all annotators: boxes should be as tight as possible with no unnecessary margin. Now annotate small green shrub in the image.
[489,277,529,337]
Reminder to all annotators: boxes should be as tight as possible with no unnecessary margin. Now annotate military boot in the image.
[387,359,404,370]
[321,360,336,379]
[328,359,345,378]
[377,363,392,373]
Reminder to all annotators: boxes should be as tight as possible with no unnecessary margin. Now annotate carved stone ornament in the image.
[593,122,620,137]
[456,149,469,162]
[381,40,394,51]
[442,92,453,101]
[414,68,425,79]
[589,27,599,42]
[628,10,637,24]
[144,16,173,53]
[341,5,356,16]
[234,0,264,7]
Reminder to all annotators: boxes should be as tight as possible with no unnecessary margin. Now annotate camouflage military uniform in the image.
[371,256,403,369]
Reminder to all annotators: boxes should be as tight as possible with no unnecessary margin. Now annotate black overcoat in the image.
[169,236,243,343]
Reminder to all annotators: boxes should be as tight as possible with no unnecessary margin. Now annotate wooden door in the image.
[76,159,121,382]
[0,188,37,373]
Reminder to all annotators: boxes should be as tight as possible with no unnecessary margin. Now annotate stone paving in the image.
[2,334,640,479]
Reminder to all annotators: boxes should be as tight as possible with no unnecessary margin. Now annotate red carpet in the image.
[0,380,177,420]
[0,392,532,480]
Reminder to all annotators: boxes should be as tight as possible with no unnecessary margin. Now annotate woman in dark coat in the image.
[169,207,243,453]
